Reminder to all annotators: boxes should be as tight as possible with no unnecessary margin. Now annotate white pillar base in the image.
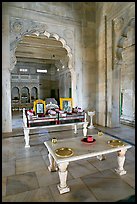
[24,128,30,148]
[83,122,88,137]
[74,124,78,134]
[57,162,69,194]
[115,152,127,175]
[115,168,127,175]
[25,144,30,148]
[88,125,95,129]
[87,111,95,130]
[48,166,58,172]
[97,154,106,161]
[57,184,70,194]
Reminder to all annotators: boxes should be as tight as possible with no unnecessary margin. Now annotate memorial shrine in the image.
[2,2,135,202]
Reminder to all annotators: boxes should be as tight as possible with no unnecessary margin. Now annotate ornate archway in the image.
[113,17,135,126]
[116,18,135,62]
[10,18,76,107]
[10,19,74,73]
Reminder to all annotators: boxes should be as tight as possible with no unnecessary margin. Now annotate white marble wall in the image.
[2,2,135,132]
[96,2,135,127]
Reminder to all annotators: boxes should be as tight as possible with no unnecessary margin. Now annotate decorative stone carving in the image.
[114,17,124,31]
[10,49,17,71]
[64,29,73,39]
[116,17,135,63]
[12,21,23,33]
[10,17,73,72]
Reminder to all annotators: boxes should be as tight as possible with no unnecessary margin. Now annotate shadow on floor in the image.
[116,194,135,202]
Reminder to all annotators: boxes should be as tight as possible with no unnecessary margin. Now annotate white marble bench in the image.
[23,108,88,148]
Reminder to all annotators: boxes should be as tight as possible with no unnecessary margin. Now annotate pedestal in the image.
[88,111,95,129]
[24,128,30,148]
[57,162,70,194]
[83,122,88,137]
[115,149,127,175]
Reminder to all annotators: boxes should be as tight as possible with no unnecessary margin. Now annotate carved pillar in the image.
[57,162,70,194]
[2,12,12,132]
[115,149,127,175]
[70,69,77,107]
[111,64,121,127]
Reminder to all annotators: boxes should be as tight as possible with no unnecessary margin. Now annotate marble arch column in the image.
[2,14,12,132]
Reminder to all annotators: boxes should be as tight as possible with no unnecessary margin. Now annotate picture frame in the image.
[36,103,44,114]
[33,99,46,115]
[60,98,73,112]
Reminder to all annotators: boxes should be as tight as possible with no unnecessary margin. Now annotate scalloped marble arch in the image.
[10,30,73,72]
[116,17,135,62]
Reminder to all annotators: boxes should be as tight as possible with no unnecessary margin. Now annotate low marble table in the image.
[44,134,132,194]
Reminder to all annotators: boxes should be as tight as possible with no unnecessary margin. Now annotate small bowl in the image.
[87,136,93,142]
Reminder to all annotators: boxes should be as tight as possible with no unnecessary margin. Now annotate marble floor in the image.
[2,111,135,202]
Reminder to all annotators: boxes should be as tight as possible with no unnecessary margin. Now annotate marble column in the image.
[2,11,12,132]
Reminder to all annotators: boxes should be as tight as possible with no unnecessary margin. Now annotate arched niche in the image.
[116,18,135,61]
[31,87,38,102]
[114,17,135,126]
[11,87,20,101]
[21,87,30,103]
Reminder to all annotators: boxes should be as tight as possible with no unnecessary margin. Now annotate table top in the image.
[44,134,132,164]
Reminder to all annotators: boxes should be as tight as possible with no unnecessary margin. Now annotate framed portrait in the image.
[36,103,44,114]
[60,98,73,112]
[33,99,46,115]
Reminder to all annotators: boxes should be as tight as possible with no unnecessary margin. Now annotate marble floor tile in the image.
[81,169,135,202]
[35,169,59,188]
[69,160,98,178]
[3,186,54,202]
[15,145,43,159]
[49,178,98,202]
[35,163,74,188]
[88,154,118,172]
[39,145,49,156]
[16,155,47,174]
[2,149,16,162]
[2,160,16,177]
[125,147,135,162]
[6,172,39,196]
[112,162,135,189]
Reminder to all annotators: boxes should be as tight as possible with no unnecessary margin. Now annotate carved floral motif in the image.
[12,21,23,33]
[114,17,124,31]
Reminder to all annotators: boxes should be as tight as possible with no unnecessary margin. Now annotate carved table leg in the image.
[74,124,78,134]
[24,128,30,148]
[115,149,127,175]
[97,154,106,161]
[48,153,58,172]
[57,162,70,194]
[83,122,88,137]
